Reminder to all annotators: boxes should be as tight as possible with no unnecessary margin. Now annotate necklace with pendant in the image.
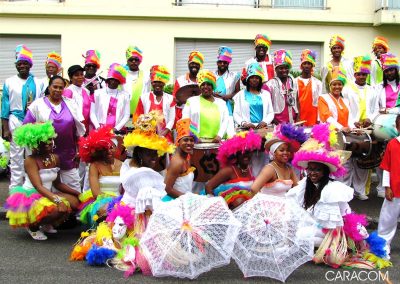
[42,154,55,167]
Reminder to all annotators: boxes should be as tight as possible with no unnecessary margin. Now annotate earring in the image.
[52,141,56,150]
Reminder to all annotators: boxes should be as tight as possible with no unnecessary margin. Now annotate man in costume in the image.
[41,51,62,91]
[293,49,322,127]
[245,34,274,83]
[172,51,204,97]
[368,36,390,86]
[1,44,43,189]
[83,49,105,95]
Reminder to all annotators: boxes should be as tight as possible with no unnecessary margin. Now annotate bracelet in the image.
[53,196,62,205]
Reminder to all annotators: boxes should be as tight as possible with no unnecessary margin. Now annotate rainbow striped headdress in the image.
[372,36,389,52]
[197,69,216,90]
[254,34,271,49]
[126,45,143,63]
[329,34,345,50]
[273,49,292,69]
[107,63,127,85]
[380,53,399,71]
[300,49,316,67]
[330,66,347,86]
[188,51,204,68]
[46,51,62,69]
[150,65,170,84]
[83,50,101,68]
[245,62,265,82]
[15,44,33,65]
[217,46,232,63]
[353,55,372,74]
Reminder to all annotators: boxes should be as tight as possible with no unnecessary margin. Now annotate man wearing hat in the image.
[41,51,62,91]
[135,65,175,142]
[321,35,354,93]
[266,49,298,124]
[172,51,204,97]
[245,34,274,83]
[341,55,380,200]
[83,49,105,95]
[214,46,240,136]
[1,44,44,189]
[123,45,150,115]
[369,36,390,86]
[293,49,322,127]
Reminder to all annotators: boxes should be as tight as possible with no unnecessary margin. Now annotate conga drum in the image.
[372,113,398,141]
[336,131,372,159]
[192,143,220,182]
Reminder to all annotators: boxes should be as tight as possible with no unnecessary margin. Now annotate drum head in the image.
[194,143,220,150]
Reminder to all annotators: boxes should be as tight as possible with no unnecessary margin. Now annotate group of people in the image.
[1,33,399,277]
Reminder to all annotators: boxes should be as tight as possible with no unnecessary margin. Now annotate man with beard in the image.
[321,35,354,93]
[83,49,105,95]
[369,36,390,86]
[123,45,150,114]
[214,46,239,136]
[293,49,322,127]
[266,49,298,124]
[342,55,380,200]
[41,51,62,92]
[172,51,204,97]
[1,44,43,189]
[245,34,274,83]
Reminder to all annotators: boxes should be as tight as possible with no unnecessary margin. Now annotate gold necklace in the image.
[42,154,56,167]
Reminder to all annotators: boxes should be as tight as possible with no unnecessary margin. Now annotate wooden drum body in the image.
[192,143,220,182]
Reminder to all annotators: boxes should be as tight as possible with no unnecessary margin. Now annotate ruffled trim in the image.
[79,193,117,225]
[264,179,293,188]
[312,203,344,229]
[4,187,42,212]
[135,186,166,214]
[319,181,354,203]
[28,197,71,225]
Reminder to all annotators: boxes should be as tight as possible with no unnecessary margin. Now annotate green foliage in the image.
[164,84,173,94]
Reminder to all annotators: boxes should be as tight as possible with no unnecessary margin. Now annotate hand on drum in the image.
[341,127,351,133]
[256,121,268,129]
[212,136,222,143]
[241,123,256,130]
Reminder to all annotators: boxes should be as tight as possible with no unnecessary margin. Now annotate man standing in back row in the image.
[245,34,274,83]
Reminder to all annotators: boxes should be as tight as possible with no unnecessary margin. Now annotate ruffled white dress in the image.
[120,159,166,213]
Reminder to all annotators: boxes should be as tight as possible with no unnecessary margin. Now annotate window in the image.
[0,35,61,84]
[272,0,326,9]
[175,0,259,7]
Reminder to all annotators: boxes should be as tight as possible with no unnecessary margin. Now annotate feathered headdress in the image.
[265,123,308,153]
[106,204,136,229]
[107,63,127,85]
[78,126,115,163]
[83,49,101,68]
[13,121,56,149]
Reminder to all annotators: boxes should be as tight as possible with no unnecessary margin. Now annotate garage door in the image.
[174,38,322,78]
[0,35,61,85]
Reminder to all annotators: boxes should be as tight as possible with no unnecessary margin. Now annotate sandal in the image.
[26,228,47,241]
[40,225,58,234]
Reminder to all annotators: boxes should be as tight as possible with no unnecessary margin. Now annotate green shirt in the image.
[199,96,220,139]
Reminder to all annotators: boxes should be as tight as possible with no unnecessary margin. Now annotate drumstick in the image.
[293,120,307,126]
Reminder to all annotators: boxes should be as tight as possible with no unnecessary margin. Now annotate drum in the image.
[192,143,220,182]
[373,113,398,141]
[356,140,385,169]
[336,131,372,159]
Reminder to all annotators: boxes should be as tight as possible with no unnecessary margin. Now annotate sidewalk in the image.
[0,174,387,228]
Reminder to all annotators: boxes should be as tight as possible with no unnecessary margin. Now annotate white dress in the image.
[23,168,59,190]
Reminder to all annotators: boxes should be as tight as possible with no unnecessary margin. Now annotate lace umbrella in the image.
[140,193,242,279]
[232,194,316,282]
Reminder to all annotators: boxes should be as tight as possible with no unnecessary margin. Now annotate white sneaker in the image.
[355,194,369,201]
[377,191,385,198]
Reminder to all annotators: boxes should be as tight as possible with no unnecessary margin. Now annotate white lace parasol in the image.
[140,193,242,279]
[232,194,316,282]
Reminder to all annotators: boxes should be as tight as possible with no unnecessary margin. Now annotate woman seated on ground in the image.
[251,124,306,197]
[205,131,262,209]
[78,126,122,225]
[5,122,80,240]
[163,118,196,201]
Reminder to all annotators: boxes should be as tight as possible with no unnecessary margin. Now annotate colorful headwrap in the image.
[330,66,347,85]
[78,126,115,163]
[126,45,143,63]
[188,51,204,68]
[380,53,399,71]
[292,123,349,177]
[329,34,345,50]
[300,49,316,67]
[217,130,262,168]
[265,124,308,156]
[372,36,389,52]
[107,63,127,85]
[13,121,56,149]
[217,46,233,63]
[83,50,101,69]
[124,111,175,156]
[243,62,265,82]
[150,65,170,84]
[273,49,293,69]
[15,44,33,65]
[254,34,271,49]
[197,69,216,90]
[353,55,372,74]
[175,118,198,143]
[46,51,62,70]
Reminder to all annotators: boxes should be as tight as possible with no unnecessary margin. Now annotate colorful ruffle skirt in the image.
[79,190,118,225]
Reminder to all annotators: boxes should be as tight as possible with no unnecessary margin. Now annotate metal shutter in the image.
[0,35,61,84]
[174,39,322,79]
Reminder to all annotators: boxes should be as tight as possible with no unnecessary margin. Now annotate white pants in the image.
[59,168,81,193]
[377,197,400,254]
[339,158,370,196]
[9,139,25,189]
[376,167,385,194]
